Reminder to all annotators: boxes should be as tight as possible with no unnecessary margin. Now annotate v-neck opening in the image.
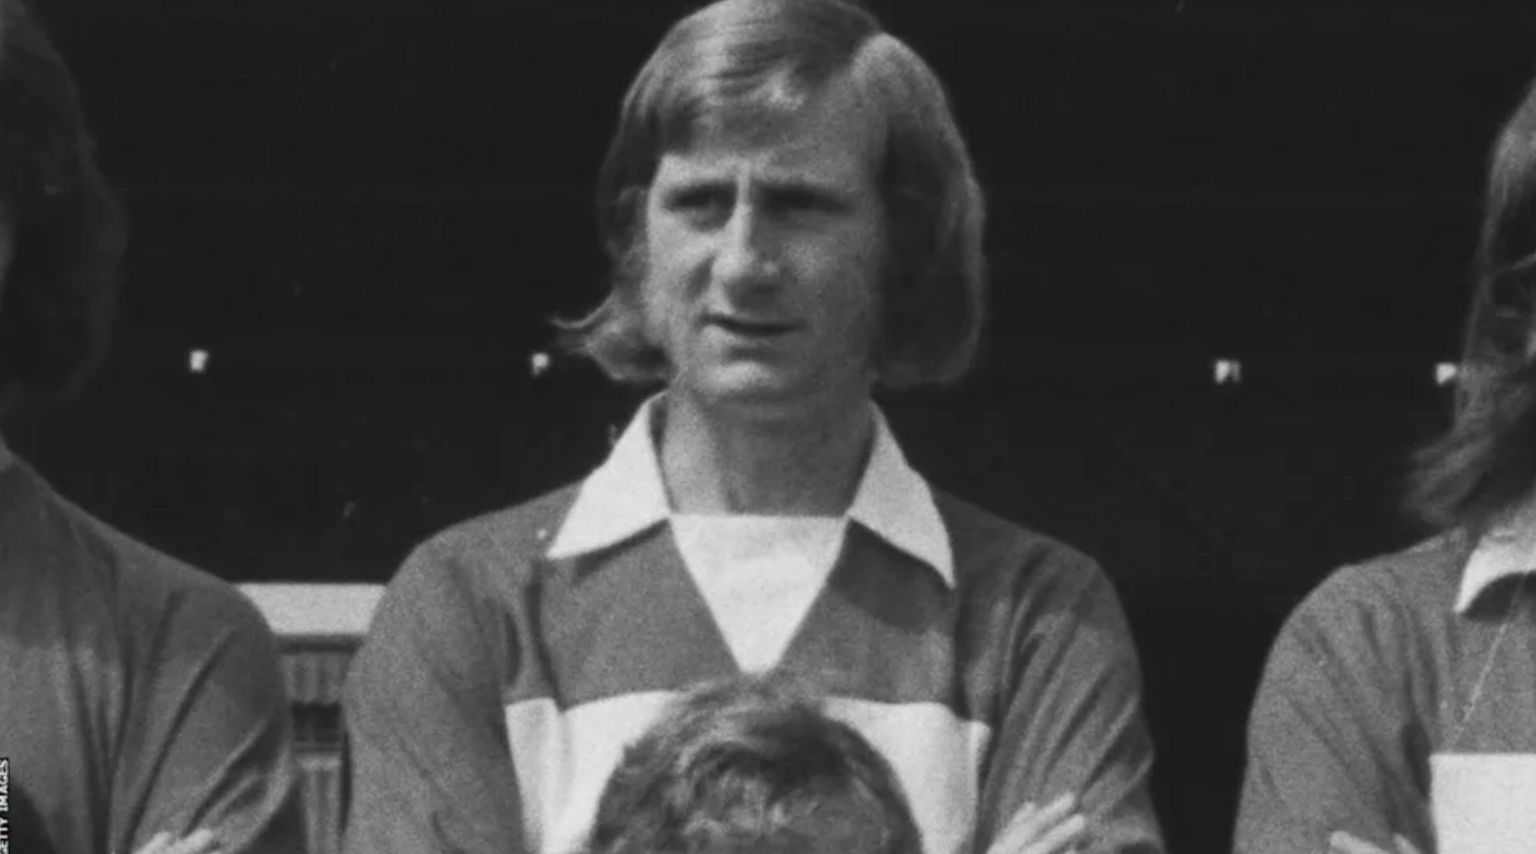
[669,515,849,674]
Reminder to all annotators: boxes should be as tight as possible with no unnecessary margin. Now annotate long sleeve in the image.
[109,567,306,854]
[1235,565,1432,854]
[342,540,526,854]
[975,556,1164,854]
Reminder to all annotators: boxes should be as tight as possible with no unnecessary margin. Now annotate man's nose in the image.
[713,202,779,287]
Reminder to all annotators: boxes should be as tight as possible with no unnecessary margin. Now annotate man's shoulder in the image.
[353,483,588,690]
[1276,533,1467,659]
[931,487,1111,602]
[0,462,277,653]
[389,482,583,593]
[417,482,581,559]
[1301,534,1465,623]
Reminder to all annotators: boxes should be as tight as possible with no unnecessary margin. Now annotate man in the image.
[0,2,306,852]
[343,2,1162,853]
[1236,75,1536,854]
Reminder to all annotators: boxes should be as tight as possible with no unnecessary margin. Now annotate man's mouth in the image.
[706,314,798,337]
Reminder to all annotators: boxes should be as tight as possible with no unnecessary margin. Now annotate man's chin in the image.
[684,371,826,418]
[674,362,874,417]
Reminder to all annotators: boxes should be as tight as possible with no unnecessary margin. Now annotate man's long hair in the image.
[1408,75,1536,532]
[558,0,987,391]
[0,0,125,406]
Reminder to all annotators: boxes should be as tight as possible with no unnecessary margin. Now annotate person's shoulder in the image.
[1270,533,1468,673]
[932,487,1112,604]
[389,482,583,594]
[935,487,1095,561]
[933,488,1143,689]
[356,484,586,680]
[414,481,580,562]
[4,463,276,648]
[1291,534,1466,634]
[107,530,261,629]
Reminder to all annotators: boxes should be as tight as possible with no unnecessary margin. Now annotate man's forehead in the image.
[658,139,863,182]
[656,91,881,183]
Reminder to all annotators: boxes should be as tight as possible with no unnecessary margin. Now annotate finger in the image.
[1020,812,1087,854]
[991,798,1053,842]
[169,829,219,854]
[1020,792,1076,833]
[1392,834,1425,854]
[1038,792,1076,819]
[1330,831,1390,854]
[134,832,173,854]
[989,794,1077,854]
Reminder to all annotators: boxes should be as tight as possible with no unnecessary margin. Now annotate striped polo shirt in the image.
[342,401,1163,854]
[1238,496,1536,853]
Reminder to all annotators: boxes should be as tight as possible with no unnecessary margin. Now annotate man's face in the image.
[640,73,886,421]
[699,797,896,854]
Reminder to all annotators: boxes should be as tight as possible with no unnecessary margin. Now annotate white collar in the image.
[546,395,955,587]
[1458,495,1536,613]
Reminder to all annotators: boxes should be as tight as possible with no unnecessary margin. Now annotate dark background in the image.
[13,1,1536,851]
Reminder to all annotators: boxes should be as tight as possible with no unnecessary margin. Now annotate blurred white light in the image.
[1435,362,1460,387]
[188,349,210,374]
[530,351,552,378]
[1213,358,1243,386]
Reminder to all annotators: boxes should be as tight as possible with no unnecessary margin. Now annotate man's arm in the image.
[109,574,305,854]
[341,541,525,854]
[1235,565,1431,854]
[976,557,1164,854]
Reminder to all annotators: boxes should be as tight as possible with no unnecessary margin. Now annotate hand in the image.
[1329,830,1424,854]
[984,793,1088,854]
[132,828,222,854]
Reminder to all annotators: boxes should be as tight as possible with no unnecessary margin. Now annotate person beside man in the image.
[1237,73,1536,854]
[342,1,1163,853]
[0,2,306,851]
[584,673,1088,854]
[583,673,926,854]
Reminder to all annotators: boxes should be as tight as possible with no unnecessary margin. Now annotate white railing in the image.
[238,583,385,854]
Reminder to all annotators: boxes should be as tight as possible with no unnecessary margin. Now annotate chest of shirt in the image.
[496,527,994,854]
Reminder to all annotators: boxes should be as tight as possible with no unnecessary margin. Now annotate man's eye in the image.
[771,189,836,215]
[669,190,730,216]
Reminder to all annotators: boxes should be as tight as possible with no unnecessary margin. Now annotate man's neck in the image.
[658,393,873,517]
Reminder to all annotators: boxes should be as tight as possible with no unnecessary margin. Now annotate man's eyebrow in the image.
[653,173,734,202]
[655,170,851,198]
[656,167,730,186]
[756,173,854,196]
